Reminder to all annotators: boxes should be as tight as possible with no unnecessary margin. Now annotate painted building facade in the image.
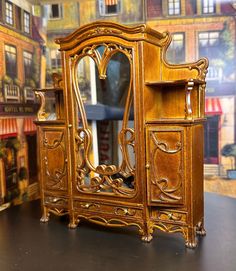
[38,0,145,85]
[0,0,45,206]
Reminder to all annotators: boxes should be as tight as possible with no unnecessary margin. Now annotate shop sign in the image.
[0,103,39,115]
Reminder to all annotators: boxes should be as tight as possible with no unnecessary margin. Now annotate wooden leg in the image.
[140,223,153,242]
[40,206,49,223]
[185,227,197,249]
[196,219,206,236]
[68,213,79,229]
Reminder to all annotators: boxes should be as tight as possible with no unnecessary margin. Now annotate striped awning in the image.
[24,117,36,134]
[205,98,222,115]
[0,118,18,138]
[105,0,118,5]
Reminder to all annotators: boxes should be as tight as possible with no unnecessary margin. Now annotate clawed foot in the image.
[196,228,206,236]
[68,219,80,229]
[68,222,78,229]
[196,222,206,236]
[40,216,49,223]
[141,235,153,242]
[185,240,197,249]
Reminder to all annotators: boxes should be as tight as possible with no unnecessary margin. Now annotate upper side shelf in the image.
[145,79,205,87]
[33,87,63,93]
[32,73,65,122]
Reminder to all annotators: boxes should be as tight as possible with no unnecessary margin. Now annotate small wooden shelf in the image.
[146,118,206,124]
[34,120,65,125]
[33,87,63,93]
[145,79,205,86]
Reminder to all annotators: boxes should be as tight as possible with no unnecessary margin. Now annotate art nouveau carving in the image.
[72,43,136,197]
[43,131,68,191]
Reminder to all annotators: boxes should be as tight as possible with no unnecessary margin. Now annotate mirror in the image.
[73,44,135,196]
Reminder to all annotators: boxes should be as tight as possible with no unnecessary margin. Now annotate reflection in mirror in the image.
[96,45,106,57]
[75,45,135,195]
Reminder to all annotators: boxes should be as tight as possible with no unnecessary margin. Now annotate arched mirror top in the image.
[71,43,133,81]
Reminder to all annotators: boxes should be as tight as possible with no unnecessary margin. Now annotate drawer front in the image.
[39,127,68,192]
[73,201,143,219]
[151,209,187,225]
[146,126,185,206]
[44,195,68,209]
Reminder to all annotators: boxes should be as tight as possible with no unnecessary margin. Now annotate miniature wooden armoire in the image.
[34,22,208,248]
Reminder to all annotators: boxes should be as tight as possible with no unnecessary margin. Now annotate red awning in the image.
[105,0,118,5]
[205,98,222,115]
[24,117,36,134]
[0,118,18,138]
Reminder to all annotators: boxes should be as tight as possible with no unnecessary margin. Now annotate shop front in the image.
[0,116,39,207]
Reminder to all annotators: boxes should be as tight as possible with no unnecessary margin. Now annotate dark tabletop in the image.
[0,192,235,271]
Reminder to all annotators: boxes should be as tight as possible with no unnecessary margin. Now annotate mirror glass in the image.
[75,47,135,194]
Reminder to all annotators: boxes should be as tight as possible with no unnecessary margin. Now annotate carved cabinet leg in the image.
[140,222,153,242]
[185,227,197,249]
[40,206,50,223]
[68,214,80,229]
[196,220,206,236]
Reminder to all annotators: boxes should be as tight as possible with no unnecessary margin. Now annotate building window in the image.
[198,31,219,59]
[5,45,17,78]
[168,0,181,15]
[5,1,13,25]
[99,0,120,16]
[50,49,61,69]
[202,0,215,14]
[46,4,63,19]
[23,51,33,80]
[166,33,185,64]
[23,11,30,33]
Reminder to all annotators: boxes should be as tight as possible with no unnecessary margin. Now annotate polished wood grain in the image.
[34,21,208,248]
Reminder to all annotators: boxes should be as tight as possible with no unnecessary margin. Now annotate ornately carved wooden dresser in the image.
[34,22,208,248]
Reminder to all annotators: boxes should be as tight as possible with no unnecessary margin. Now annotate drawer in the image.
[74,201,143,219]
[44,195,68,209]
[151,209,187,224]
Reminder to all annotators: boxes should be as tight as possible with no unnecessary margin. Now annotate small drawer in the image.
[44,195,68,209]
[151,209,187,224]
[74,201,143,219]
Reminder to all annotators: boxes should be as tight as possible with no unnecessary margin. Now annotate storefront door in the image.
[204,115,219,164]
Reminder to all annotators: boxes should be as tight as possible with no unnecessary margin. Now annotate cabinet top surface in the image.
[55,21,171,50]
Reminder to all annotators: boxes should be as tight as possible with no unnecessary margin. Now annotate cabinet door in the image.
[39,127,68,192]
[146,126,185,206]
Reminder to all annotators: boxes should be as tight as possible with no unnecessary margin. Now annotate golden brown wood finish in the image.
[34,22,208,248]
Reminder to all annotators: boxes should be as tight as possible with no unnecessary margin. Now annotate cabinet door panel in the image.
[146,127,185,206]
[40,127,68,191]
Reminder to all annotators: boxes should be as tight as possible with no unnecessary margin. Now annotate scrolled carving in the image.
[188,58,209,81]
[157,211,185,222]
[153,221,186,235]
[35,91,46,121]
[149,131,183,203]
[71,42,136,197]
[115,207,136,216]
[151,132,182,154]
[77,214,142,231]
[44,197,68,206]
[43,132,68,190]
[80,27,123,41]
[151,178,182,202]
[48,208,68,217]
[80,202,100,210]
[76,168,133,196]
